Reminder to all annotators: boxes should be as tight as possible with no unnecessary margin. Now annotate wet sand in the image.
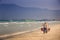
[4,24,60,40]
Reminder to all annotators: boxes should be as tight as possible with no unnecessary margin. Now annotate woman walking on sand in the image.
[41,22,50,33]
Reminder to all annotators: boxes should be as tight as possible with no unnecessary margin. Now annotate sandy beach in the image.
[4,23,60,40]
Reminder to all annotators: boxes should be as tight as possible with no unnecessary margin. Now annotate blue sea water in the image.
[0,21,59,35]
[0,21,41,35]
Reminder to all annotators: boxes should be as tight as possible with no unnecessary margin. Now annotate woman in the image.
[41,22,50,33]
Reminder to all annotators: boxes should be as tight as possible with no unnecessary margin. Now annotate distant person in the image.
[41,22,50,33]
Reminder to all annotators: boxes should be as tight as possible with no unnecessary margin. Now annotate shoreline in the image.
[4,23,60,40]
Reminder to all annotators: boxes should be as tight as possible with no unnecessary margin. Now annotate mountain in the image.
[0,4,47,20]
[0,4,60,20]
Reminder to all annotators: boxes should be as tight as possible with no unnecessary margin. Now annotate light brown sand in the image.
[5,24,60,40]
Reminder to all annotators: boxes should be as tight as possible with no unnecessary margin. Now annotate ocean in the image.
[0,21,60,35]
[0,21,42,35]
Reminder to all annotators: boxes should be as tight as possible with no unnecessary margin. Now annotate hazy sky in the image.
[0,0,60,20]
[0,0,60,10]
